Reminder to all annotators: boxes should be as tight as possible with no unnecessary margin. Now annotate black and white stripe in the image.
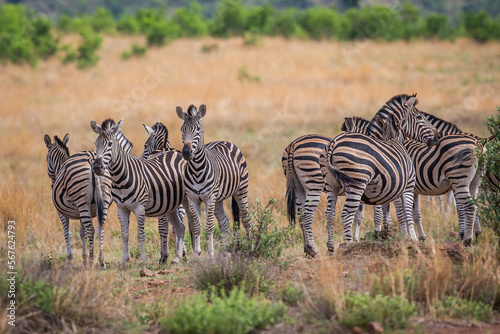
[91,119,188,265]
[44,134,112,268]
[176,104,251,257]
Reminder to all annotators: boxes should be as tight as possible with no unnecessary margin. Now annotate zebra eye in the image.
[108,142,113,147]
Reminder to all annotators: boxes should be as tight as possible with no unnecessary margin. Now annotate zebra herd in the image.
[44,94,496,267]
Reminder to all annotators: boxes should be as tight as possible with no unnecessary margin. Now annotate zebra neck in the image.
[109,133,134,177]
[189,145,210,172]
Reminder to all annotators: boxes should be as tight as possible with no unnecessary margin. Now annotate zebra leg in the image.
[133,206,148,263]
[233,188,251,239]
[382,203,391,230]
[393,191,418,241]
[78,204,95,267]
[97,205,108,269]
[341,192,364,243]
[298,194,321,257]
[165,209,186,264]
[205,198,217,258]
[373,205,383,238]
[353,203,365,242]
[158,215,170,264]
[437,195,444,212]
[116,205,131,266]
[58,213,73,260]
[412,194,426,241]
[455,197,466,239]
[177,205,187,259]
[326,191,338,254]
[186,197,202,257]
[214,201,229,247]
[79,223,87,266]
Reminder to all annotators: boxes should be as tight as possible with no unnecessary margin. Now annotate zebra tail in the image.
[232,196,240,230]
[324,138,360,192]
[93,172,105,226]
[285,146,296,225]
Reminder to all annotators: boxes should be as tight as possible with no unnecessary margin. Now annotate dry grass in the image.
[0,36,499,332]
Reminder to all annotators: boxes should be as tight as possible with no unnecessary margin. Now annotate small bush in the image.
[146,20,181,46]
[159,288,287,334]
[200,43,219,53]
[91,7,116,34]
[424,13,449,40]
[238,66,260,82]
[173,4,208,38]
[121,43,146,60]
[243,32,261,46]
[76,29,102,69]
[191,254,275,297]
[340,292,417,330]
[224,199,293,259]
[117,14,141,35]
[278,282,304,306]
[477,107,500,240]
[435,295,493,322]
[209,0,248,37]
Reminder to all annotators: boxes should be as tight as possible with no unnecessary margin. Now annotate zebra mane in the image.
[341,116,370,133]
[53,135,70,158]
[187,105,197,117]
[419,110,463,134]
[152,121,168,138]
[101,118,116,130]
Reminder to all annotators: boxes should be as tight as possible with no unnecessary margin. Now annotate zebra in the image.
[322,104,439,252]
[283,93,440,256]
[141,121,187,260]
[44,134,113,268]
[176,104,251,258]
[345,115,483,245]
[90,118,189,265]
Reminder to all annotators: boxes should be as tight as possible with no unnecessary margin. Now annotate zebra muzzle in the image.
[182,143,194,161]
[93,157,104,176]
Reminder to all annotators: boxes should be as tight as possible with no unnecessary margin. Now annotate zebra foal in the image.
[44,134,113,268]
[176,104,251,258]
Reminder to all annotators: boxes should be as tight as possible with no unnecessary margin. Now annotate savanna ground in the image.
[1,36,500,333]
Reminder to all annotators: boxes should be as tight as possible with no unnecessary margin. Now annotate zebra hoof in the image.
[99,261,107,270]
[475,232,482,238]
[159,256,168,265]
[304,246,319,258]
[419,236,426,242]
[374,231,381,240]
[459,232,465,240]
[463,238,472,247]
[171,257,181,265]
[327,248,335,255]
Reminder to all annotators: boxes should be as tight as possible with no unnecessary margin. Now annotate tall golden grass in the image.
[0,36,499,331]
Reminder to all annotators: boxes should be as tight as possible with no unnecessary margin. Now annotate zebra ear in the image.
[143,124,154,136]
[63,133,70,146]
[112,118,124,134]
[44,134,52,149]
[375,115,385,128]
[198,104,206,119]
[90,120,101,134]
[404,93,417,109]
[176,106,186,120]
[342,117,353,132]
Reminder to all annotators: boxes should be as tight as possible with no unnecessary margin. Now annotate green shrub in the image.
[464,10,500,43]
[435,295,493,322]
[345,5,402,41]
[398,2,424,40]
[135,8,165,34]
[192,254,275,297]
[146,20,181,46]
[173,3,208,38]
[159,288,287,334]
[238,66,260,82]
[270,9,306,38]
[424,13,449,39]
[477,107,500,239]
[340,292,417,330]
[298,6,344,40]
[91,7,116,34]
[243,31,261,46]
[245,4,274,34]
[117,14,141,35]
[121,43,146,60]
[209,0,248,37]
[224,199,294,259]
[278,282,304,306]
[76,29,102,69]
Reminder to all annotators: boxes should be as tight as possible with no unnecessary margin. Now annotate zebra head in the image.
[342,116,370,134]
[44,134,70,182]
[375,115,405,142]
[142,121,171,159]
[90,118,123,176]
[372,93,440,146]
[176,104,206,161]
